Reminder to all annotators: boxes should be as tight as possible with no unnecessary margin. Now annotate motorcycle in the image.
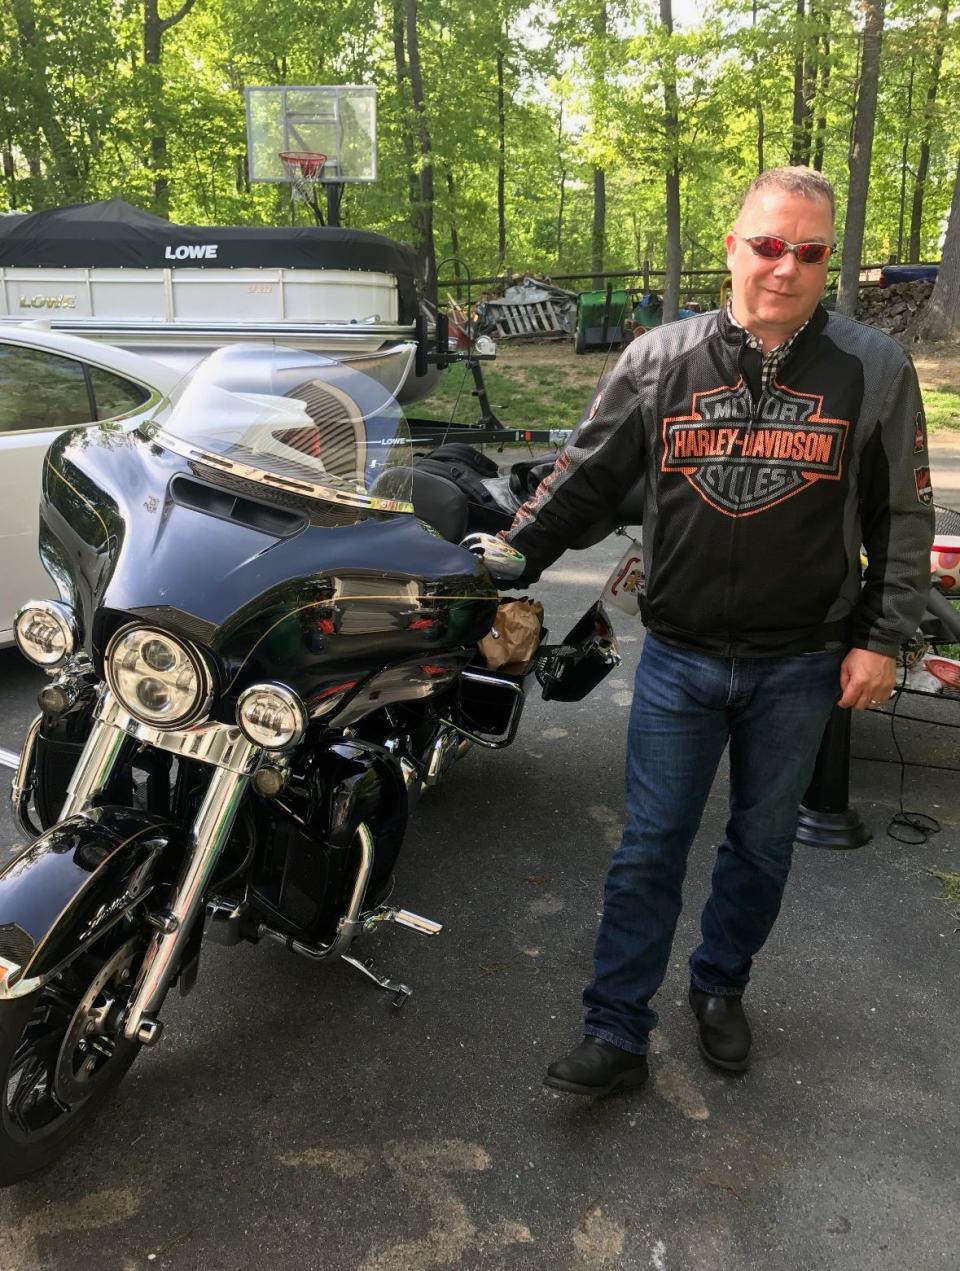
[0,344,623,1185]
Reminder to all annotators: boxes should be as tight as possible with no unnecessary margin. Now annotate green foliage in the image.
[0,0,957,276]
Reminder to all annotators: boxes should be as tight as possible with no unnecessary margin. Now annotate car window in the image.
[88,366,150,420]
[0,344,92,433]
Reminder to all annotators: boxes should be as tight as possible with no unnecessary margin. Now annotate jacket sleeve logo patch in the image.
[915,465,933,505]
[914,411,926,455]
[660,379,849,517]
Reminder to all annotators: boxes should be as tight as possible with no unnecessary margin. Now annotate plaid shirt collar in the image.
[725,303,810,393]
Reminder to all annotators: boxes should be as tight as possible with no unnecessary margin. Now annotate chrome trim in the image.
[60,708,131,820]
[364,906,443,937]
[440,671,525,750]
[149,428,415,516]
[237,682,308,750]
[339,953,412,1007]
[13,599,79,669]
[122,744,258,1041]
[96,693,261,775]
[257,822,374,962]
[0,961,44,1000]
[425,728,458,786]
[104,624,215,731]
[10,714,42,836]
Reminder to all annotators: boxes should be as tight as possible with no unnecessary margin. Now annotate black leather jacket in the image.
[506,305,935,658]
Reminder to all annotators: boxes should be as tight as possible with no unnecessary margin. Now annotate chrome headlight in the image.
[237,683,307,749]
[106,626,214,728]
[14,601,78,668]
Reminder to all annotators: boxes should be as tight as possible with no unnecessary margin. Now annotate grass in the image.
[925,869,960,921]
[923,389,960,433]
[406,346,612,432]
[406,342,960,434]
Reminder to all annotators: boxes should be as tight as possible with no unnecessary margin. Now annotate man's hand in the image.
[837,648,897,711]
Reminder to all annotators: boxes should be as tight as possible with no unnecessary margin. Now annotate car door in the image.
[0,342,152,645]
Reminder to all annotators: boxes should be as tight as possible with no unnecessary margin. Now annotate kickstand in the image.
[340,953,412,1009]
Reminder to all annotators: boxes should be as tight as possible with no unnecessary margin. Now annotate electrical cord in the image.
[880,659,944,845]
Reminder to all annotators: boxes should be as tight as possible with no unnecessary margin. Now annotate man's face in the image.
[725,189,834,339]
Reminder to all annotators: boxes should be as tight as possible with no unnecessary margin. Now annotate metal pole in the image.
[796,706,871,849]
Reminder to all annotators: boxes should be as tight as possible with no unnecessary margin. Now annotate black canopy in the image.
[0,200,419,322]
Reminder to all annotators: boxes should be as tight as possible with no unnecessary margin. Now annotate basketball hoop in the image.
[279,150,328,205]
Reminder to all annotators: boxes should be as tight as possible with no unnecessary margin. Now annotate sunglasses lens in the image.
[796,242,830,264]
[749,236,786,259]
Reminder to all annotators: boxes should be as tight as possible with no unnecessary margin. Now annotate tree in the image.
[142,0,199,216]
[908,0,950,262]
[405,0,437,308]
[660,0,682,322]
[836,0,885,316]
[920,156,960,341]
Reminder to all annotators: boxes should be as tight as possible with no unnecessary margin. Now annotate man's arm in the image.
[843,355,935,705]
[504,352,647,583]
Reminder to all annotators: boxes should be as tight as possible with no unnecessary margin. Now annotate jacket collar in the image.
[716,302,828,361]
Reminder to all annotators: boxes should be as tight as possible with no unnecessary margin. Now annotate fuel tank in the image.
[39,422,498,716]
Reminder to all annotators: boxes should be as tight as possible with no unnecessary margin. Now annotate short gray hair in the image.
[736,166,835,221]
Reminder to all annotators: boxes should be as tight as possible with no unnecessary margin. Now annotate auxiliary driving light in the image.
[14,601,78,669]
[237,683,307,749]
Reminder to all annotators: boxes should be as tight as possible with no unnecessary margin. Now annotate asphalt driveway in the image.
[0,533,957,1271]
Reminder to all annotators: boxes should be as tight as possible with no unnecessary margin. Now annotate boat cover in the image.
[0,200,418,321]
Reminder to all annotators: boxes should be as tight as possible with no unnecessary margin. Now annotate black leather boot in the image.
[689,986,751,1072]
[544,1037,649,1096]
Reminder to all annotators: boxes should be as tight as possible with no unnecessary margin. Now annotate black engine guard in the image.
[0,806,184,993]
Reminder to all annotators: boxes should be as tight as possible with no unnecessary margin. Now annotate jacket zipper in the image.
[722,342,763,653]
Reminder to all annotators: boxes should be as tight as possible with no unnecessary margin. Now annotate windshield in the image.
[143,344,415,513]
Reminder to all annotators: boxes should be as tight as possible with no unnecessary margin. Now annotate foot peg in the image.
[340,953,412,1008]
[363,906,443,936]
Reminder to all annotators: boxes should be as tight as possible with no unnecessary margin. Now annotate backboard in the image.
[245,85,377,185]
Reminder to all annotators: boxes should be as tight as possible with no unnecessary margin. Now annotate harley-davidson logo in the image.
[661,378,849,516]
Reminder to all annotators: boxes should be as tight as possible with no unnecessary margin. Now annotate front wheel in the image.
[0,935,144,1187]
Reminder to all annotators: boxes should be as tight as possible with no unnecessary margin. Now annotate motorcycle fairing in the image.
[40,426,498,709]
[0,807,183,990]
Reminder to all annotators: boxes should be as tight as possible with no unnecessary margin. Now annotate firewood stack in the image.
[856,280,935,338]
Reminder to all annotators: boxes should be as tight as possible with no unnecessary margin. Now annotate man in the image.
[504,167,935,1096]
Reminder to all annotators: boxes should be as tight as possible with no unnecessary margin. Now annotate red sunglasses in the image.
[736,234,833,264]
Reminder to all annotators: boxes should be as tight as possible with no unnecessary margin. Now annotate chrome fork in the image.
[122,738,259,1044]
[60,693,132,820]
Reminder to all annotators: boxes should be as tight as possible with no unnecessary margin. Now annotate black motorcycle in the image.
[0,345,621,1185]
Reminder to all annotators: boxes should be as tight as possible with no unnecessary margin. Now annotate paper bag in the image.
[478,598,544,673]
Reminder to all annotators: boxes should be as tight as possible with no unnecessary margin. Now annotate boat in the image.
[0,199,439,402]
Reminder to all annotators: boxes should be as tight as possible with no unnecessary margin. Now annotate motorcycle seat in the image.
[386,466,468,544]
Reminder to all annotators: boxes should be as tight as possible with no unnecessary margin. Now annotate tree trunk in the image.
[447,171,461,281]
[590,4,608,289]
[555,102,566,263]
[405,0,437,309]
[752,0,764,173]
[812,0,831,172]
[142,0,198,217]
[896,55,915,262]
[496,47,506,269]
[9,0,83,201]
[592,169,606,289]
[392,0,420,236]
[920,156,960,341]
[908,0,948,262]
[660,0,682,323]
[835,0,884,317]
[790,0,814,166]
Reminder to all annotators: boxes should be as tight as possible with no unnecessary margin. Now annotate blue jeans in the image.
[583,633,844,1055]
